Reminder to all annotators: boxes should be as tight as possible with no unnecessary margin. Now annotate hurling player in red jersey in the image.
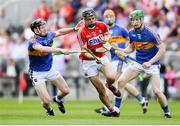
[77,8,120,117]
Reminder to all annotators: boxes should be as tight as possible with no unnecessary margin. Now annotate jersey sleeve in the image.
[49,32,56,38]
[129,32,133,44]
[28,38,38,50]
[48,32,56,45]
[151,32,162,45]
[28,41,34,50]
[102,23,109,34]
[121,28,129,38]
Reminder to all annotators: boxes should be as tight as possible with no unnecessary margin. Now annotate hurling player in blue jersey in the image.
[113,10,171,118]
[28,19,79,116]
[96,9,148,116]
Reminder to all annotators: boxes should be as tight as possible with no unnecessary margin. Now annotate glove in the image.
[110,47,116,55]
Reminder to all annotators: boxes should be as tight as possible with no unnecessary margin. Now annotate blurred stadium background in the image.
[0,0,180,124]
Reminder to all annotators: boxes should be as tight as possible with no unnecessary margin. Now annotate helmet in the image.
[129,10,144,19]
[82,8,96,19]
[30,19,46,32]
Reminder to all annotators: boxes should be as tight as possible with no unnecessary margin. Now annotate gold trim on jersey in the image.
[28,50,48,56]
[108,36,127,44]
[133,41,155,50]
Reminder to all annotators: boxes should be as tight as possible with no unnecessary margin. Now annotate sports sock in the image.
[56,95,63,102]
[115,97,122,109]
[47,107,53,112]
[135,94,144,103]
[162,105,169,114]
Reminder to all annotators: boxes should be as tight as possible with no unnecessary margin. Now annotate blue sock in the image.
[135,94,143,102]
[115,97,122,109]
[57,95,63,101]
[162,105,169,114]
[47,107,52,112]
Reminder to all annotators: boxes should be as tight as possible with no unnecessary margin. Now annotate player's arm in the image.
[80,46,95,59]
[98,22,111,44]
[77,29,96,59]
[147,42,166,65]
[121,43,135,53]
[142,32,166,68]
[54,20,83,37]
[54,28,75,37]
[32,43,69,55]
[99,32,111,44]
[96,40,134,53]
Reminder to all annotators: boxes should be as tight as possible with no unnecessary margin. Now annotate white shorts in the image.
[111,60,127,73]
[129,62,160,75]
[29,65,61,86]
[81,56,110,78]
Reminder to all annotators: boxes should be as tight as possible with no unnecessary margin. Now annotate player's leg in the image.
[89,75,119,117]
[101,62,121,97]
[82,59,119,117]
[34,82,54,116]
[95,60,120,114]
[151,74,171,118]
[30,70,54,116]
[113,61,148,115]
[111,61,124,114]
[112,69,139,115]
[89,75,111,108]
[51,76,70,98]
[51,76,70,114]
[117,66,139,91]
[125,84,148,113]
[102,65,139,117]
[48,66,70,114]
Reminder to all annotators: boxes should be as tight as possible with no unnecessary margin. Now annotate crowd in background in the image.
[0,0,180,99]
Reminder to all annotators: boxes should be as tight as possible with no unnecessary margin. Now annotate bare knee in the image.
[153,89,162,96]
[117,78,127,89]
[117,78,127,86]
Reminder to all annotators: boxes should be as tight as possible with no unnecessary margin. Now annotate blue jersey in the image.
[129,25,161,65]
[28,32,56,72]
[109,25,128,61]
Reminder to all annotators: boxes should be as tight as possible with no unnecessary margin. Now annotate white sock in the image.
[140,97,145,104]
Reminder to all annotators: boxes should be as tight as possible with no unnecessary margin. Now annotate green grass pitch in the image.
[0,98,179,125]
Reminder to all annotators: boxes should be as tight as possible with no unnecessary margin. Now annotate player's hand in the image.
[142,62,151,69]
[114,49,126,58]
[74,20,84,31]
[99,35,108,44]
[95,57,102,64]
[62,49,70,55]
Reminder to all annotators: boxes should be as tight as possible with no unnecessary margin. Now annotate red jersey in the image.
[77,21,108,60]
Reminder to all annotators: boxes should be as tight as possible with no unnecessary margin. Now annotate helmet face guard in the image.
[30,19,46,32]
